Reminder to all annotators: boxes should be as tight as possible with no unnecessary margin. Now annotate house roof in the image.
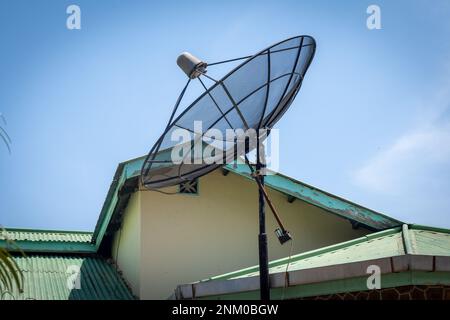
[1,255,134,300]
[92,156,403,250]
[0,228,135,300]
[174,224,450,299]
[0,228,95,254]
[210,224,450,281]
[1,228,92,243]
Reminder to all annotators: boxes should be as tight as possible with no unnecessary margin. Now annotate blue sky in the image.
[1,0,449,231]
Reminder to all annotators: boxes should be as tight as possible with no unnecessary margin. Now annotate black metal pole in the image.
[257,138,270,300]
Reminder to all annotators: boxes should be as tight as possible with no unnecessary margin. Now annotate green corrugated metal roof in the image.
[1,255,134,300]
[1,228,92,243]
[209,224,450,281]
[409,225,450,256]
[0,228,96,254]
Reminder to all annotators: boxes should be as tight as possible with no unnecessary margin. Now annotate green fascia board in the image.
[208,227,402,281]
[92,156,145,249]
[0,239,96,254]
[224,164,403,230]
[198,271,450,300]
[91,155,403,249]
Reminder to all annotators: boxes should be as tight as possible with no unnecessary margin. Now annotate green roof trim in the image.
[224,164,403,230]
[1,228,96,254]
[92,156,144,249]
[1,255,135,300]
[92,156,404,249]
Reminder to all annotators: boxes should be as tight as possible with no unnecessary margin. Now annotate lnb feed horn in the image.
[176,52,207,79]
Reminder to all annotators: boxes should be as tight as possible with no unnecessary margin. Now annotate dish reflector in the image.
[141,35,316,189]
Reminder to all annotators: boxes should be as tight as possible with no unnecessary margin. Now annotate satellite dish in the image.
[141,35,315,189]
[140,35,316,300]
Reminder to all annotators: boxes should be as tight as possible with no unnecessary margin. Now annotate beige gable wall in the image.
[136,169,370,299]
[112,192,141,297]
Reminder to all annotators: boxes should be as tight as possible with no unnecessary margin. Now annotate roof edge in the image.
[223,164,403,230]
[91,156,146,248]
[204,223,449,283]
[176,255,450,299]
[2,227,93,235]
[208,226,402,281]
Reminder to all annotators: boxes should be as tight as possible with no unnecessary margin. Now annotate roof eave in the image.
[223,164,403,230]
[174,254,450,300]
[91,156,145,249]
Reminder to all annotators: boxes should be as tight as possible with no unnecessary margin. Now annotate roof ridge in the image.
[409,226,418,253]
[402,224,413,254]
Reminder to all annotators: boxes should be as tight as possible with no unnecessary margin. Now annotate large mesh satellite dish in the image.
[140,35,316,300]
[141,35,315,189]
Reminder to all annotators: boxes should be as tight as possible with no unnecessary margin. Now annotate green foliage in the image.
[0,249,23,294]
[0,113,11,154]
[1,113,20,295]
[0,229,24,295]
[1,114,22,296]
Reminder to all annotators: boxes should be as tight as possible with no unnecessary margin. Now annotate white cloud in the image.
[354,122,450,193]
[354,82,450,194]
